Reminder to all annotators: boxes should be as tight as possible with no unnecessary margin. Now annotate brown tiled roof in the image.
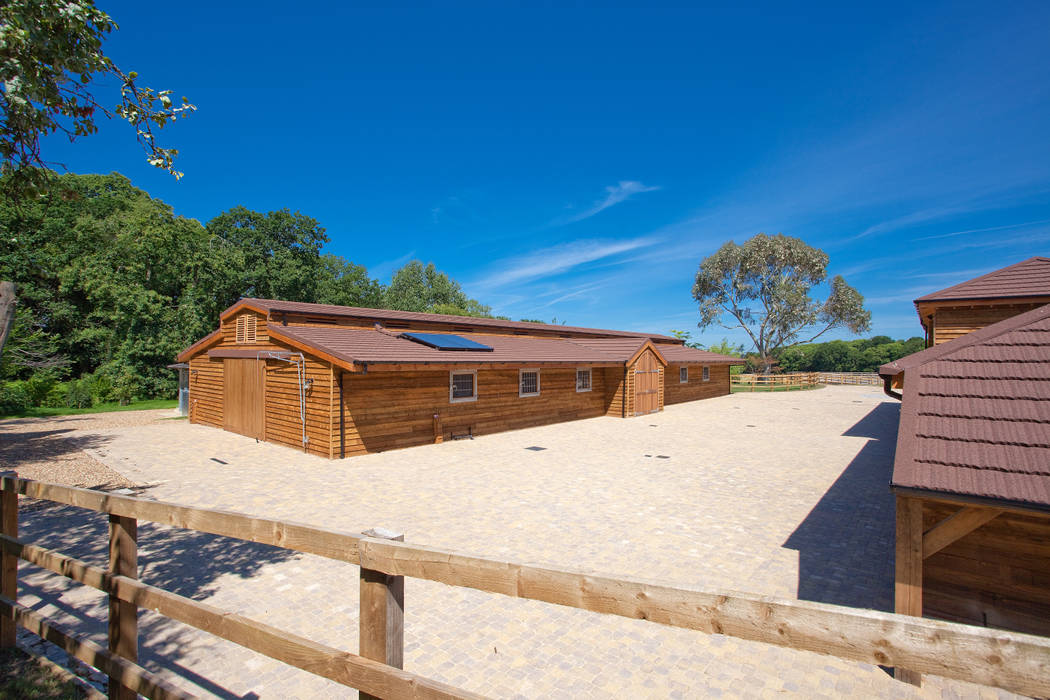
[913,256,1050,303]
[880,304,1050,508]
[224,298,680,342]
[657,344,743,364]
[268,325,631,367]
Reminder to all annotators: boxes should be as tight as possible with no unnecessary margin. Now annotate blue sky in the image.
[43,1,1050,347]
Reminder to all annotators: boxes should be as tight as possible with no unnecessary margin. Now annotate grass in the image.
[0,647,80,699]
[0,398,177,421]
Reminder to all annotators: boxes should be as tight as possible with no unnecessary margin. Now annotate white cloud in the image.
[558,181,660,225]
[470,237,659,292]
[368,250,416,282]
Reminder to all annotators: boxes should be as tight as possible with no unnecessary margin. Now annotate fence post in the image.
[360,527,405,700]
[108,514,138,700]
[0,472,16,649]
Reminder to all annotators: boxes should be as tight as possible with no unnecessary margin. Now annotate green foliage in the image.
[65,377,93,409]
[705,337,745,356]
[0,173,498,400]
[0,0,195,198]
[691,233,871,371]
[384,261,493,316]
[776,336,924,372]
[0,381,29,413]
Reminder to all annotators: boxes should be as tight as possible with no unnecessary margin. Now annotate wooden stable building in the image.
[913,256,1050,347]
[177,299,741,458]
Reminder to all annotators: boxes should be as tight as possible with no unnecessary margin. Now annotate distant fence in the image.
[816,372,881,386]
[3,474,1049,698]
[731,372,820,391]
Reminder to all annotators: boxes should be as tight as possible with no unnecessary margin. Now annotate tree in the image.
[0,0,195,198]
[383,261,493,317]
[315,254,384,309]
[706,337,745,356]
[691,233,870,372]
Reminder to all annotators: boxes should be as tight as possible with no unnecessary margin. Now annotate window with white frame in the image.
[449,370,477,403]
[576,367,592,392]
[702,365,710,382]
[679,366,688,383]
[519,369,540,397]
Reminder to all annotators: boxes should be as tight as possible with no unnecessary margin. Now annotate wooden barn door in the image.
[633,352,660,415]
[223,359,265,439]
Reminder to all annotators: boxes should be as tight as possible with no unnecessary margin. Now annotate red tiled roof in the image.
[913,256,1050,303]
[224,298,680,342]
[879,304,1050,508]
[268,325,632,367]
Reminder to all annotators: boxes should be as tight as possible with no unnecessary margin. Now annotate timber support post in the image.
[894,495,923,686]
[359,527,405,700]
[108,514,138,700]
[0,472,16,648]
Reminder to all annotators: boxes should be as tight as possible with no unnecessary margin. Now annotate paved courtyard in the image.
[5,386,1023,698]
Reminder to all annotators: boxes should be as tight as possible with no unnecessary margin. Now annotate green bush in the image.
[23,372,58,407]
[0,382,29,413]
[112,371,139,406]
[65,378,93,409]
[43,382,69,408]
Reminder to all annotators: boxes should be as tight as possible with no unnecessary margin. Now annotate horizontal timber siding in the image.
[188,356,224,428]
[930,303,1046,345]
[664,364,730,405]
[341,366,614,456]
[922,500,1050,637]
[263,355,332,458]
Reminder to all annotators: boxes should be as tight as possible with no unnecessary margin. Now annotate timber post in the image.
[359,527,405,700]
[108,513,138,700]
[894,495,923,686]
[0,472,16,648]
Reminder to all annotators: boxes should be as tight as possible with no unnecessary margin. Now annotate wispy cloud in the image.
[368,250,416,281]
[914,218,1050,241]
[851,205,978,240]
[470,236,659,292]
[556,181,660,225]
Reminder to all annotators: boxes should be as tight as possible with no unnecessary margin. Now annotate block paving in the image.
[10,386,1024,698]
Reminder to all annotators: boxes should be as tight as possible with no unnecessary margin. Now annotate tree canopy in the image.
[0,172,498,407]
[776,336,925,373]
[0,0,194,198]
[691,233,870,371]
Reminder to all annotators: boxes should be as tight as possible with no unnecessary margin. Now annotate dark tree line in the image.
[0,172,493,407]
[775,336,925,373]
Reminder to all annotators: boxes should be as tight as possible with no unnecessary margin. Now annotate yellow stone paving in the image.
[14,386,1024,698]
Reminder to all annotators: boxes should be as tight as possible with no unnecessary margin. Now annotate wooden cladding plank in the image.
[0,596,195,700]
[2,538,476,700]
[355,537,1050,698]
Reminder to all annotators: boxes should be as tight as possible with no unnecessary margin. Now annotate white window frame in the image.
[449,369,477,403]
[575,367,592,393]
[519,368,541,397]
[702,365,710,382]
[679,366,688,383]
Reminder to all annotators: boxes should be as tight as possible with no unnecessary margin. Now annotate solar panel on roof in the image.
[400,332,494,351]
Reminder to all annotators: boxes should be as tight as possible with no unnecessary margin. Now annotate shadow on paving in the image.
[0,429,114,466]
[783,400,900,613]
[18,498,296,699]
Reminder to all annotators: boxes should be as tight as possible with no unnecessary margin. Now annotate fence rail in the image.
[3,474,1049,698]
[731,372,820,390]
[816,371,882,386]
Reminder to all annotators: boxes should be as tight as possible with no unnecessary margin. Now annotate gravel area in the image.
[0,409,175,489]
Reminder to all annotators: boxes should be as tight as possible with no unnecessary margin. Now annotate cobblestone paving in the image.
[13,387,1023,698]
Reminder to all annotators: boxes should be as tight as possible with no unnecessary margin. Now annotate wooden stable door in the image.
[633,352,660,415]
[223,359,265,439]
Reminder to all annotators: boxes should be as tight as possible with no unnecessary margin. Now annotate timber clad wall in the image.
[922,501,1050,637]
[927,303,1046,345]
[341,367,613,455]
[188,356,223,428]
[664,365,730,405]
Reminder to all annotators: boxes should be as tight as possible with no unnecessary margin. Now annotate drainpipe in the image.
[338,370,346,459]
[882,373,902,401]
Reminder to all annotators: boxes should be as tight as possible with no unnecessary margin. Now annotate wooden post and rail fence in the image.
[731,372,882,390]
[0,473,1047,699]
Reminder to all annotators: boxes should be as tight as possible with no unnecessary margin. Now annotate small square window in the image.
[450,370,477,403]
[576,368,592,392]
[702,366,710,382]
[679,366,688,383]
[520,369,540,397]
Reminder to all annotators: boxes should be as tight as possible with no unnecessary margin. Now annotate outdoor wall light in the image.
[304,378,314,391]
